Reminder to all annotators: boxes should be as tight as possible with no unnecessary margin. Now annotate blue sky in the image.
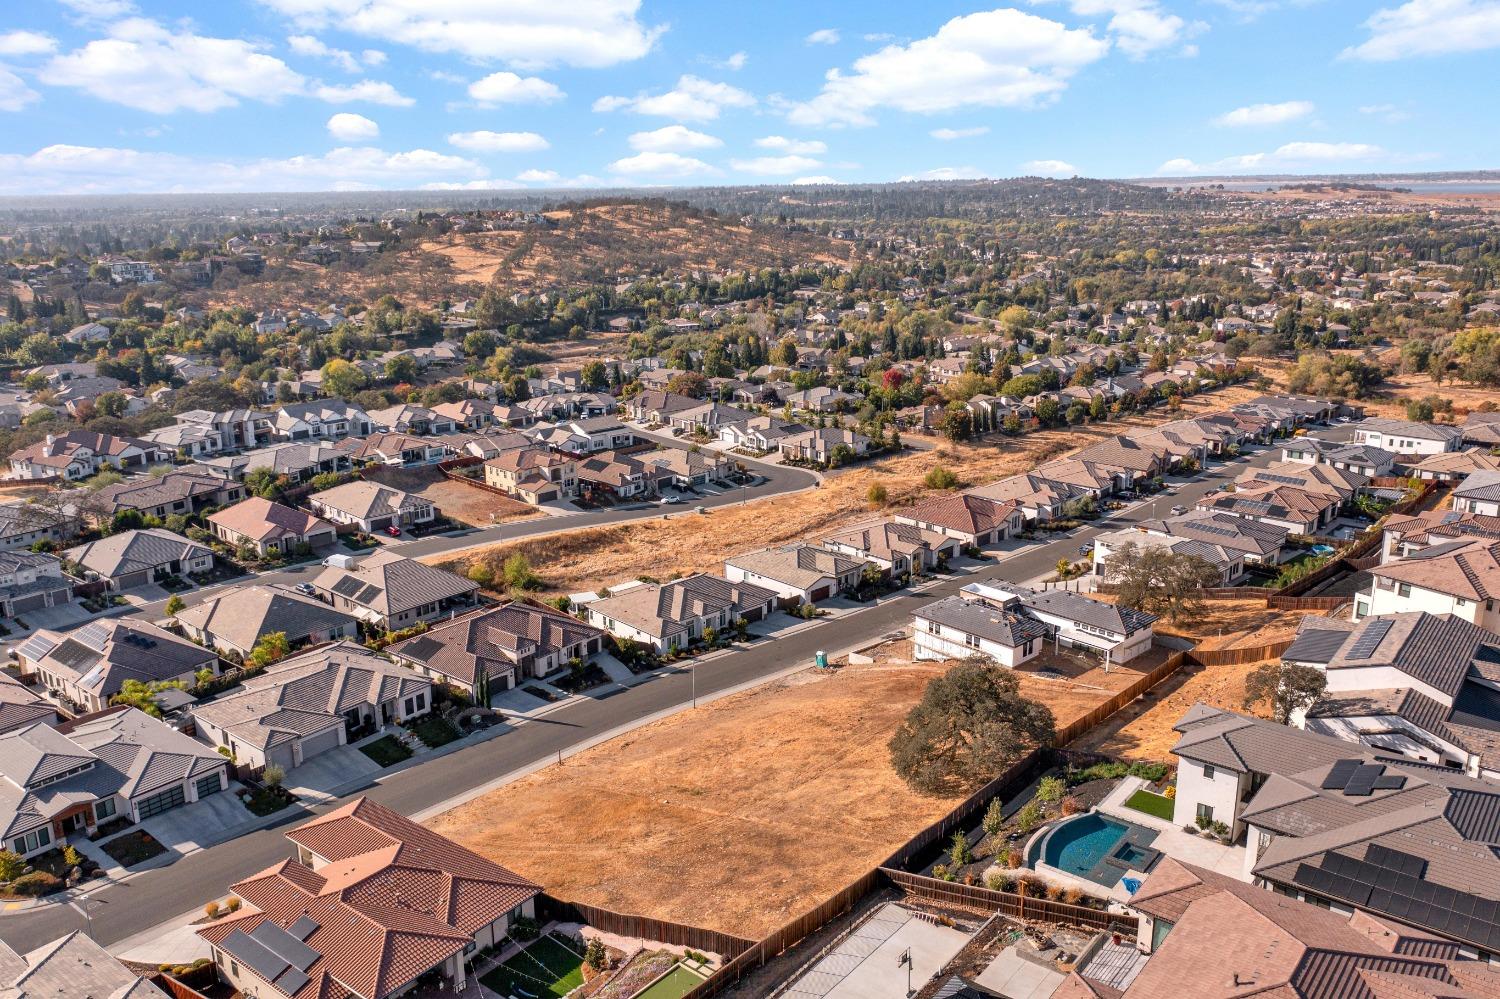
[2,0,1498,195]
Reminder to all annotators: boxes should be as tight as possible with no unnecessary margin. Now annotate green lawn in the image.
[409,715,461,748]
[634,964,710,999]
[358,735,412,768]
[480,935,585,999]
[1124,788,1176,821]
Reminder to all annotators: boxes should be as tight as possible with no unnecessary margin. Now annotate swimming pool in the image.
[1037,813,1161,888]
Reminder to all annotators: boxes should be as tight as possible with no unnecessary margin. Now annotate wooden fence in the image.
[1186,639,1293,667]
[539,896,755,959]
[149,975,213,999]
[880,868,1133,934]
[1264,594,1347,611]
[1053,650,1188,747]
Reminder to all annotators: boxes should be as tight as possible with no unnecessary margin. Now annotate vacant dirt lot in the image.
[426,661,959,937]
[1360,371,1495,421]
[429,386,1262,597]
[365,466,538,527]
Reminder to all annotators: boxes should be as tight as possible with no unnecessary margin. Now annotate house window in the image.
[95,798,116,821]
[1202,763,1216,780]
[1397,583,1411,598]
[415,692,426,712]
[927,620,940,635]
[13,827,49,854]
[1195,803,1214,823]
[404,697,415,715]
[965,633,981,649]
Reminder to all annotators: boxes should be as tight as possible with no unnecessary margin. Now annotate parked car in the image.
[660,494,684,505]
[1170,504,1188,515]
[1078,543,1093,557]
[385,525,402,536]
[294,582,317,596]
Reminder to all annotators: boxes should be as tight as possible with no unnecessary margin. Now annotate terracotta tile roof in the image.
[1371,538,1500,602]
[200,797,539,999]
[899,494,1019,536]
[209,497,333,544]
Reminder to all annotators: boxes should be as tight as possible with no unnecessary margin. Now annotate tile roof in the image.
[589,573,776,641]
[387,602,606,686]
[309,481,426,521]
[914,595,1052,648]
[209,497,333,544]
[64,528,213,579]
[310,550,477,620]
[900,494,1019,536]
[199,797,540,999]
[16,619,216,702]
[175,585,358,653]
[1371,538,1500,601]
[725,543,864,590]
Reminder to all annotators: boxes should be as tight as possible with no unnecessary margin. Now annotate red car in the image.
[385,525,402,537]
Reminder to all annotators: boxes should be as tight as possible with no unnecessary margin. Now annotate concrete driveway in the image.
[283,745,382,803]
[141,788,259,854]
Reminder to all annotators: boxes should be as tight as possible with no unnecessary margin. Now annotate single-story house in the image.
[208,497,338,556]
[174,584,360,659]
[724,543,866,604]
[307,481,435,533]
[63,528,214,592]
[15,619,219,715]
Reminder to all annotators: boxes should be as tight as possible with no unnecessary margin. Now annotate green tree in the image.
[502,553,540,590]
[1243,661,1328,724]
[110,679,185,718]
[867,482,888,507]
[1104,541,1222,623]
[888,660,1055,794]
[165,595,185,616]
[924,466,959,490]
[936,402,972,442]
[982,797,1004,837]
[0,850,23,882]
[249,631,290,668]
[321,358,369,398]
[245,467,282,500]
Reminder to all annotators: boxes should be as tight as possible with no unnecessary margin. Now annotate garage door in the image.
[742,605,764,622]
[136,785,186,819]
[11,593,48,613]
[811,586,832,601]
[195,773,223,799]
[299,727,342,763]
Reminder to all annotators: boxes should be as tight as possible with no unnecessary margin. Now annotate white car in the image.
[660,494,685,505]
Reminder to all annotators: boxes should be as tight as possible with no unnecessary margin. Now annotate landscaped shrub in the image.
[982,798,1004,838]
[510,916,540,941]
[949,831,972,868]
[204,901,220,919]
[1060,795,1082,816]
[11,872,60,896]
[1036,776,1066,803]
[1015,800,1044,833]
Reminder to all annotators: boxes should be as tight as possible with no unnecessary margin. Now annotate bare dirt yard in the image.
[364,466,539,527]
[426,660,960,938]
[1358,371,1497,421]
[427,386,1262,598]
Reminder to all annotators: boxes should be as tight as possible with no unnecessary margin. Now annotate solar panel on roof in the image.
[249,920,321,972]
[275,968,311,995]
[1373,774,1407,791]
[289,915,319,941]
[221,929,291,985]
[1347,620,1394,660]
[331,575,364,597]
[1322,759,1361,790]
[356,583,383,603]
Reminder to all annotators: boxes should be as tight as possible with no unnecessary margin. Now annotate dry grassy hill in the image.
[419,201,856,293]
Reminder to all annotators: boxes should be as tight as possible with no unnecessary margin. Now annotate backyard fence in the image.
[538,896,756,959]
[149,975,213,999]
[1052,651,1189,747]
[1264,594,1347,611]
[1186,640,1292,667]
[879,868,1134,934]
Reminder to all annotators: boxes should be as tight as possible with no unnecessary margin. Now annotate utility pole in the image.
[898,947,912,997]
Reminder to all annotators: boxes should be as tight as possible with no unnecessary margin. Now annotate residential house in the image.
[366,404,456,437]
[1169,704,1500,959]
[270,400,373,442]
[895,495,1023,548]
[0,931,169,997]
[1352,417,1464,456]
[16,619,219,715]
[307,549,479,631]
[718,416,807,452]
[1280,438,1396,478]
[823,519,960,578]
[724,543,866,605]
[63,528,214,592]
[389,602,608,697]
[1064,857,1500,999]
[586,574,777,651]
[175,409,271,451]
[1357,537,1500,627]
[1091,528,1246,586]
[950,580,1157,663]
[1381,508,1500,562]
[202,440,353,484]
[913,594,1052,668]
[781,385,860,412]
[1127,510,1290,565]
[0,550,75,619]
[1196,482,1339,536]
[191,643,433,771]
[208,497,337,556]
[340,431,448,467]
[636,447,732,490]
[779,427,872,465]
[1409,447,1500,482]
[0,501,70,552]
[666,401,757,435]
[1460,411,1500,447]
[8,430,166,481]
[175,585,359,659]
[198,797,539,999]
[307,481,435,533]
[1452,470,1500,516]
[1237,460,1368,504]
[1285,611,1500,779]
[0,707,227,860]
[483,446,578,503]
[575,453,653,501]
[0,673,60,736]
[87,469,244,525]
[624,389,701,425]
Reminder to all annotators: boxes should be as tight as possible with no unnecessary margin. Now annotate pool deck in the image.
[778,902,972,999]
[1097,777,1247,885]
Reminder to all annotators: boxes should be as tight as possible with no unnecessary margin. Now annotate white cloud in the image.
[1359,102,1412,123]
[608,150,718,177]
[0,142,485,194]
[627,125,723,152]
[900,166,984,181]
[720,51,748,70]
[806,28,842,44]
[1343,0,1500,59]
[594,75,754,121]
[55,0,136,20]
[468,71,564,106]
[0,68,38,112]
[1022,158,1078,176]
[731,154,824,175]
[931,126,990,140]
[327,112,379,139]
[1213,100,1315,126]
[254,0,664,68]
[361,49,386,65]
[517,169,559,182]
[755,135,827,154]
[41,18,307,113]
[512,170,606,187]
[422,178,525,190]
[447,130,550,152]
[792,175,839,184]
[1038,0,1203,58]
[788,9,1109,126]
[312,79,413,105]
[1156,140,1390,174]
[0,31,58,57]
[288,34,361,72]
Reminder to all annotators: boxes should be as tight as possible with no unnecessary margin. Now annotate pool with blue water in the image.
[1038,813,1161,888]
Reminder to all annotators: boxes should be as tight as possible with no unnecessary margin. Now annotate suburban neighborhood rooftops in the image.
[63,528,213,580]
[208,497,333,544]
[388,601,606,686]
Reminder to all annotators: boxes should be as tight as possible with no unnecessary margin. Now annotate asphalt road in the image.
[0,443,1279,951]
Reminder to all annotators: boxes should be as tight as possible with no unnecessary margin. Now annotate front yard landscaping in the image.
[358,734,412,767]
[408,715,461,748]
[242,785,296,816]
[551,661,611,695]
[100,829,166,868]
[480,933,585,998]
